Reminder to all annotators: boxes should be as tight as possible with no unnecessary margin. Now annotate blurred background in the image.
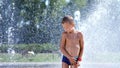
[0,0,120,65]
[0,0,89,62]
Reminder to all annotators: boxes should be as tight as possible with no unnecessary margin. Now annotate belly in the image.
[65,44,80,56]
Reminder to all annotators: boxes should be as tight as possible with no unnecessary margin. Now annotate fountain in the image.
[74,10,81,30]
[0,0,120,68]
[81,0,120,57]
[0,0,15,62]
[73,0,120,68]
[82,0,120,68]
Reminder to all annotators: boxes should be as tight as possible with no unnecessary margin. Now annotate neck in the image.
[69,28,76,33]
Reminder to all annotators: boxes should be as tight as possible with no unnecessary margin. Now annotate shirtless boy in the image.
[60,15,84,68]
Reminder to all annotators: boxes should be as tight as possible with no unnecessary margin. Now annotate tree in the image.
[0,0,88,44]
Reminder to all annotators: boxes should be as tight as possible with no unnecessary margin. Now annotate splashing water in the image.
[74,0,120,62]
[1,0,17,61]
[74,10,81,30]
[7,27,16,61]
[0,0,120,68]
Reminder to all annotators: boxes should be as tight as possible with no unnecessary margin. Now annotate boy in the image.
[60,15,84,68]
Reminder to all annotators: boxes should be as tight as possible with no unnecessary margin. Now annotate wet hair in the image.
[62,15,74,25]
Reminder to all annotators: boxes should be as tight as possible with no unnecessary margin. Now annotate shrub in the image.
[0,43,58,53]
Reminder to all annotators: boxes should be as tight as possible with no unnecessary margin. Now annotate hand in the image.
[70,61,80,68]
[76,61,81,66]
[68,57,76,65]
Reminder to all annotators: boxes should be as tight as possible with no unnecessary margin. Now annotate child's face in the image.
[62,22,74,33]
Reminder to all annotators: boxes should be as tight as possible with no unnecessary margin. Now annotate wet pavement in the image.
[0,62,120,68]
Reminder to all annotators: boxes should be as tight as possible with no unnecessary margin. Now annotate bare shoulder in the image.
[62,32,67,37]
[76,31,83,37]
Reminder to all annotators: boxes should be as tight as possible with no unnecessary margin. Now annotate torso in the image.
[64,31,81,57]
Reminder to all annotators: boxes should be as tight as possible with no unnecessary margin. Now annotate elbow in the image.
[80,47,84,51]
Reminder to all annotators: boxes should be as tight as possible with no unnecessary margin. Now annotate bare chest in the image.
[66,33,79,42]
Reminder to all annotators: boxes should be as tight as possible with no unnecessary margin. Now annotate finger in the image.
[71,62,75,65]
[73,62,77,65]
[76,62,80,66]
[74,64,78,68]
[72,60,75,63]
[73,60,76,63]
[72,62,75,64]
[77,63,80,66]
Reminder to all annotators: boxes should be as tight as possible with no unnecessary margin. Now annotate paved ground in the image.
[0,62,120,68]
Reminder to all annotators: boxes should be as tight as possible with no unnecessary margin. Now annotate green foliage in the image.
[0,45,8,53]
[1,0,88,44]
[17,0,45,23]
[0,53,61,62]
[0,52,120,62]
[0,43,58,53]
[74,0,87,8]
[48,0,66,17]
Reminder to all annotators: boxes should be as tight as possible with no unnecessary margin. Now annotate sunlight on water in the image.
[0,0,120,68]
[76,0,120,63]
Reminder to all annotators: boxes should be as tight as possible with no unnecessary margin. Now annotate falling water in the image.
[74,10,81,30]
[7,27,16,61]
[75,0,120,63]
[1,0,16,61]
[0,0,120,68]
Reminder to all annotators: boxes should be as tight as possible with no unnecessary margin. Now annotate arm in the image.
[60,32,72,58]
[78,32,84,60]
[76,32,84,66]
